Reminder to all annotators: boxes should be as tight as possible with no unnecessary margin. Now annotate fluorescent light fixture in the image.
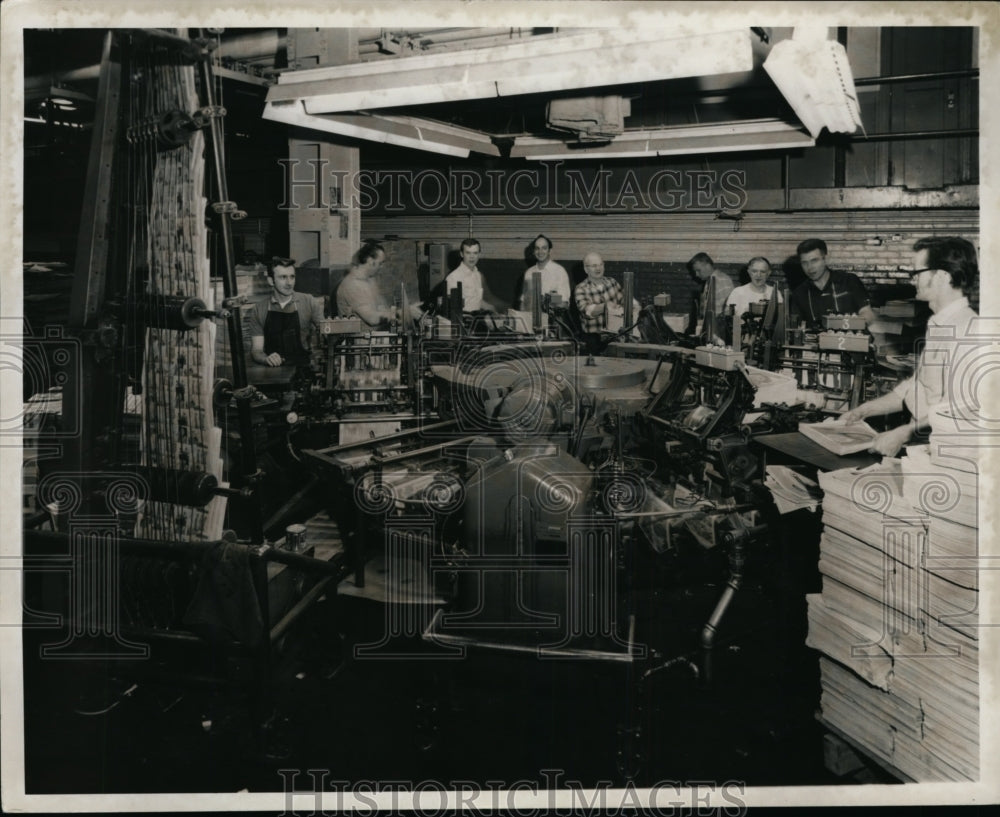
[510,119,814,160]
[263,101,500,158]
[266,28,753,114]
[763,28,863,138]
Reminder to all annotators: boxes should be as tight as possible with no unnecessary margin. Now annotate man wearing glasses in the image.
[841,236,979,456]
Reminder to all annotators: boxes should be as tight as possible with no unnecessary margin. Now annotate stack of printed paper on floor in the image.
[806,451,979,781]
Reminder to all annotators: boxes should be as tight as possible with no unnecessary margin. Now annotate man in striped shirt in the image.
[790,238,875,328]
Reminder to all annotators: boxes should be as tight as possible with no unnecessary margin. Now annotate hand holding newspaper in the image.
[798,418,879,456]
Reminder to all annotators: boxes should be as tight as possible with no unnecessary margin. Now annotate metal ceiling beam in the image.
[509,119,814,160]
[266,28,753,114]
[263,102,500,158]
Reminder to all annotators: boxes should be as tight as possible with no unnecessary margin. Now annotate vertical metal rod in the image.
[530,271,543,334]
[833,30,847,191]
[248,546,275,749]
[197,44,263,543]
[622,270,634,333]
[782,154,791,211]
[65,31,122,478]
[702,276,716,345]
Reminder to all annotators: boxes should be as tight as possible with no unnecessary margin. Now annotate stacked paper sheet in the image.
[806,458,979,781]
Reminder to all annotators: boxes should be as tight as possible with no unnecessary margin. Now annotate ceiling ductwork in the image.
[546,96,630,143]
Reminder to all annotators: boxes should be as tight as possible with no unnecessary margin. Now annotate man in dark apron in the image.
[247,257,326,368]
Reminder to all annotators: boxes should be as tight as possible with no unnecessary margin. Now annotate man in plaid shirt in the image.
[574,252,625,332]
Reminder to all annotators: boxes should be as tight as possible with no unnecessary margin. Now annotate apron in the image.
[263,309,307,365]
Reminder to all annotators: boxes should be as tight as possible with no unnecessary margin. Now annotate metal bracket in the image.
[192,104,226,127]
[211,200,248,220]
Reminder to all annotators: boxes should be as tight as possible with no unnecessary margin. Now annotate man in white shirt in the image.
[445,238,496,312]
[726,256,783,318]
[519,234,571,311]
[841,236,979,456]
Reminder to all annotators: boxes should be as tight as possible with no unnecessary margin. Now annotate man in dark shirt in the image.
[246,257,325,367]
[790,238,875,328]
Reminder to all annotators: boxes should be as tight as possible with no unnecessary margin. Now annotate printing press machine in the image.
[15,26,953,791]
[17,35,915,762]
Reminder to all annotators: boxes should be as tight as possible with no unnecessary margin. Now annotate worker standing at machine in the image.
[574,252,625,332]
[726,256,783,318]
[688,252,735,341]
[247,256,326,367]
[790,238,876,328]
[445,237,497,312]
[689,252,735,315]
[840,236,979,456]
[519,233,572,312]
[336,240,398,328]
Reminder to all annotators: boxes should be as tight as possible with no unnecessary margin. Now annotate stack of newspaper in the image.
[805,456,979,781]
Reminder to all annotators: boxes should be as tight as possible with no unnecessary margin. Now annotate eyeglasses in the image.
[907,267,934,278]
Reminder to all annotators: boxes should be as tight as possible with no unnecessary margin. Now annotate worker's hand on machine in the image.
[264,352,284,367]
[869,424,911,457]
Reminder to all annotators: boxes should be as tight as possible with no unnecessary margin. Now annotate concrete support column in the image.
[285,28,360,268]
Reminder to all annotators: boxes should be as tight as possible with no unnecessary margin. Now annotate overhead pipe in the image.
[675,68,979,99]
[847,128,978,141]
[854,68,978,86]
[359,27,529,47]
[25,30,288,98]
[28,28,528,92]
[357,28,538,59]
[359,34,542,60]
[25,64,101,99]
[216,30,285,62]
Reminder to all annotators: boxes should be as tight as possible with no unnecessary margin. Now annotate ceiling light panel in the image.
[510,119,814,160]
[263,102,500,158]
[266,28,754,114]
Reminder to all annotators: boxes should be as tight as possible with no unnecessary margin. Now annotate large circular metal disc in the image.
[431,354,646,391]
[546,356,646,389]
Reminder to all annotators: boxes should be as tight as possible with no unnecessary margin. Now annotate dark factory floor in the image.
[19,527,902,798]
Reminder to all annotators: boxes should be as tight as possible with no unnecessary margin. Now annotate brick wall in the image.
[365,208,979,312]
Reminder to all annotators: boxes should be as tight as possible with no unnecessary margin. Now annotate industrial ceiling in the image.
[24,26,866,159]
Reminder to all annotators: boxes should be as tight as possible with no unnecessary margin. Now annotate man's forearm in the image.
[852,391,905,419]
